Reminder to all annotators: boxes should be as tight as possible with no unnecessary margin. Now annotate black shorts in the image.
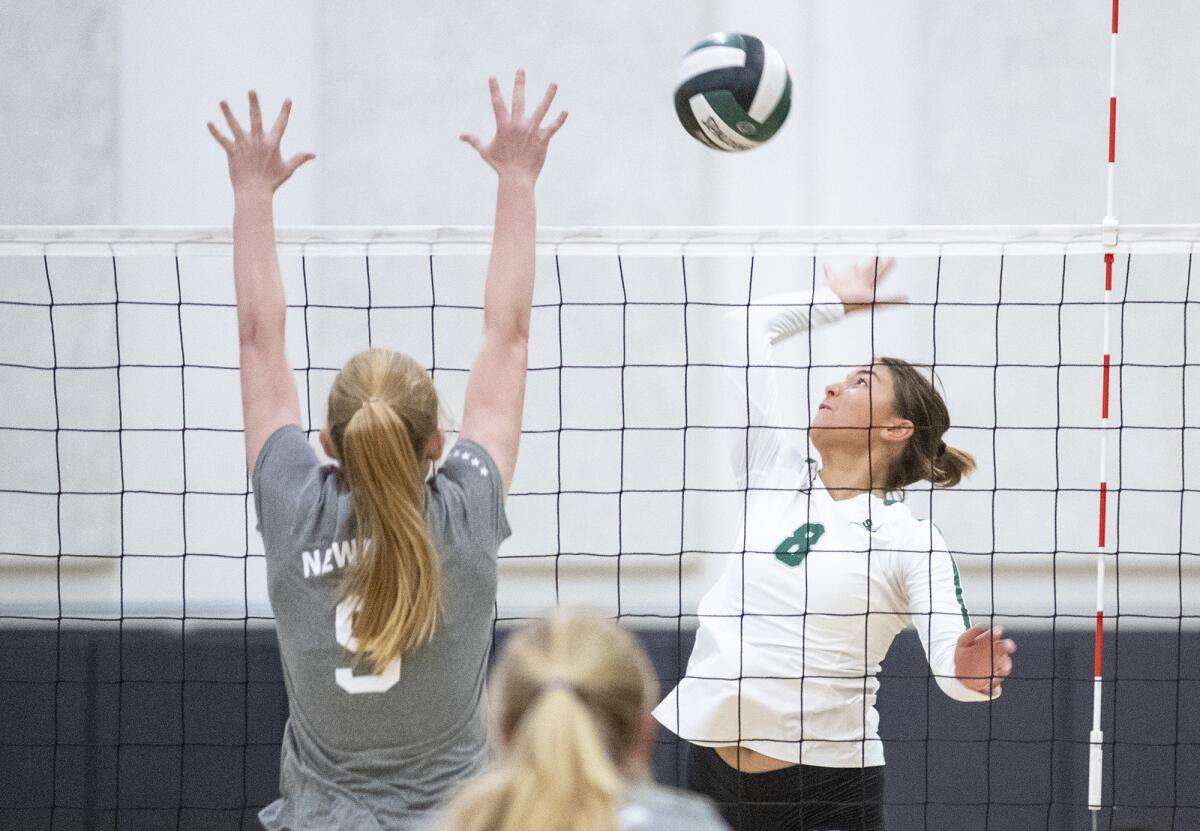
[685,744,886,831]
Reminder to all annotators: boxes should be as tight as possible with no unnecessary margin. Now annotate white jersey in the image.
[653,286,995,769]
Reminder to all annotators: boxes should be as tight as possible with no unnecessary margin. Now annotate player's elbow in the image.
[721,306,749,332]
[484,311,531,347]
[238,311,285,348]
[483,333,529,370]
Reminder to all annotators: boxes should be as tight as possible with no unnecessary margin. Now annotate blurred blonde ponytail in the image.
[443,615,658,831]
[327,348,441,669]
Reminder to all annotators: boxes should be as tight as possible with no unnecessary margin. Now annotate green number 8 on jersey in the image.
[774,522,825,568]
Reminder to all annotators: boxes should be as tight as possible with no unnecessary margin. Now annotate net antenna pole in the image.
[1090,2,1120,829]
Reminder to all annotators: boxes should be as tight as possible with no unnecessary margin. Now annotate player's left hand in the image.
[955,625,1016,695]
[824,258,907,314]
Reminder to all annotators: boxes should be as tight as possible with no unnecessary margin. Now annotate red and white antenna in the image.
[1090,0,1119,828]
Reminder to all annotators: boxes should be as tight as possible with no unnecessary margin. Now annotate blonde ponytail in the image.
[326,348,441,669]
[461,688,622,831]
[443,615,658,831]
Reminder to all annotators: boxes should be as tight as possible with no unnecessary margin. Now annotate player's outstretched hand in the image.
[824,258,907,315]
[955,625,1017,695]
[207,91,315,198]
[460,70,567,183]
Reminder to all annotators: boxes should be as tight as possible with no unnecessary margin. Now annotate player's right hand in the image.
[460,70,568,183]
[824,258,907,315]
[955,624,1017,695]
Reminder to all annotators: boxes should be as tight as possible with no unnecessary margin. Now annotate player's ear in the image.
[883,418,914,445]
[319,429,339,461]
[425,429,445,463]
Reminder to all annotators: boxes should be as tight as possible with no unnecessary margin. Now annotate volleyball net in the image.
[0,225,1197,829]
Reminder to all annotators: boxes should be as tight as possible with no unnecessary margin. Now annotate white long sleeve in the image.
[718,285,845,488]
[905,524,998,702]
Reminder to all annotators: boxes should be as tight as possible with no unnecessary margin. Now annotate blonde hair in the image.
[327,348,441,669]
[443,614,659,831]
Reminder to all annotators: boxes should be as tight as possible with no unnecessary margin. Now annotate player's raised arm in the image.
[458,71,567,493]
[718,259,901,487]
[207,92,315,472]
[719,285,842,487]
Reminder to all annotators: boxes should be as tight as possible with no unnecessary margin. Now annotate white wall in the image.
[4,1,1200,225]
[0,0,119,224]
[313,0,723,226]
[115,0,321,226]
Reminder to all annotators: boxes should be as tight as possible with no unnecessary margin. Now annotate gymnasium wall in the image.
[4,1,1200,226]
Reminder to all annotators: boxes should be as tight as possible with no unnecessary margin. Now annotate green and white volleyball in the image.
[674,32,792,152]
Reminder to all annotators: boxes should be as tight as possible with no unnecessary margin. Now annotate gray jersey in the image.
[252,425,509,831]
[619,782,730,831]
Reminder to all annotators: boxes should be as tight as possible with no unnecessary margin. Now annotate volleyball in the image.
[673,32,792,151]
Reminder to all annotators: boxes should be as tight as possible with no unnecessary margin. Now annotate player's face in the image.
[810,365,899,444]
